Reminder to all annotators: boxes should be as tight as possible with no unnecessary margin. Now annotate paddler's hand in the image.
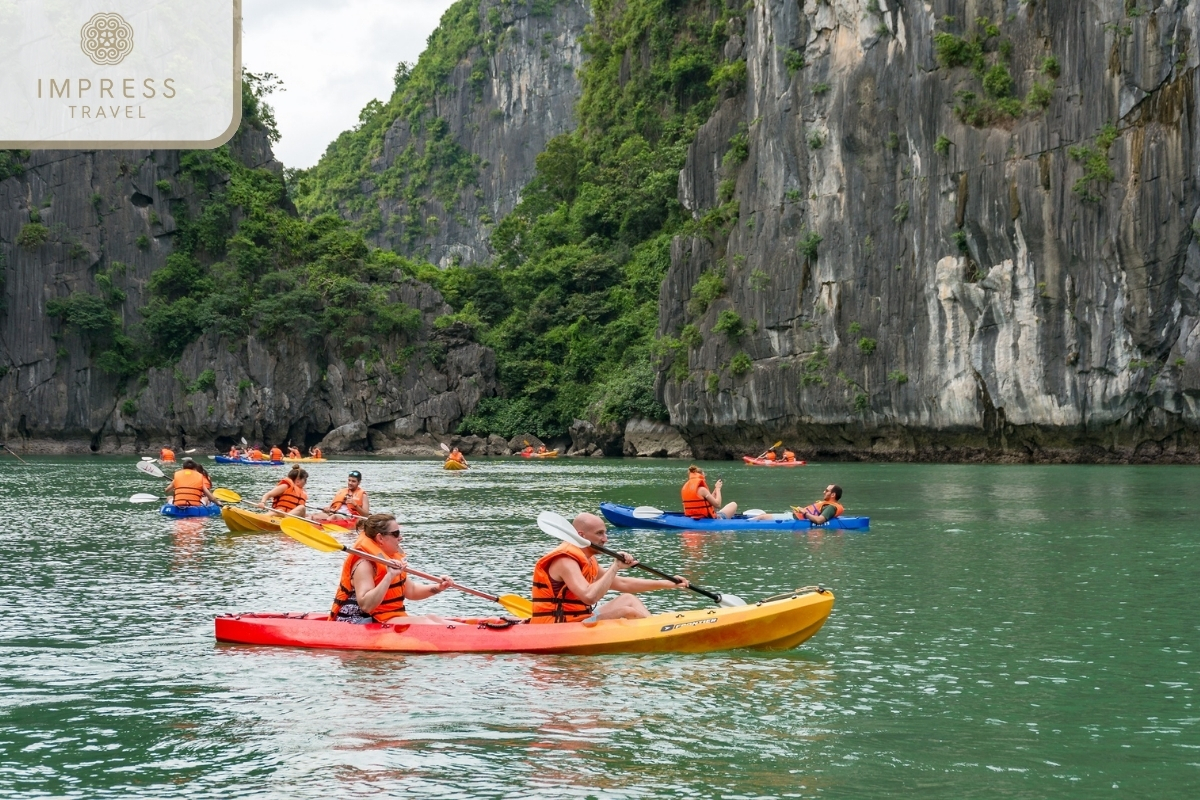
[384,559,407,580]
[672,576,689,589]
[256,501,266,509]
[615,552,638,569]
[434,575,454,594]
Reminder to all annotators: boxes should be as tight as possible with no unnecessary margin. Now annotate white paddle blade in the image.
[136,460,166,478]
[129,493,161,503]
[439,442,450,452]
[717,594,746,608]
[632,506,665,519]
[240,437,248,446]
[742,509,765,518]
[183,448,196,454]
[536,511,589,547]
[140,456,155,461]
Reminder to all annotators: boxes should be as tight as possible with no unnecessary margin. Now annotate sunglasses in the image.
[379,529,402,538]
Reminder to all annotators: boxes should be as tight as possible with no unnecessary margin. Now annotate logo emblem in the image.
[80,12,134,66]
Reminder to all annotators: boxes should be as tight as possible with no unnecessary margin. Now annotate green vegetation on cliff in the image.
[298,0,744,438]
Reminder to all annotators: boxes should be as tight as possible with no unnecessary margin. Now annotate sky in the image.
[242,0,457,170]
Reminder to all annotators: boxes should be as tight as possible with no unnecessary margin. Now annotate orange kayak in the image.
[214,587,833,654]
[742,456,807,466]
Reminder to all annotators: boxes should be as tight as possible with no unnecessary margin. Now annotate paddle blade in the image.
[140,456,155,461]
[717,594,747,608]
[241,437,248,446]
[439,442,450,452]
[279,517,346,553]
[129,493,161,503]
[498,594,533,619]
[136,461,165,478]
[212,487,241,504]
[632,506,666,519]
[536,511,589,547]
[183,448,197,454]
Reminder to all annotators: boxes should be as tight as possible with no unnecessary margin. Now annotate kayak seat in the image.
[479,618,525,629]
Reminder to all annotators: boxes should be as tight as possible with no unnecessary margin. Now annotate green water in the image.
[0,457,1196,798]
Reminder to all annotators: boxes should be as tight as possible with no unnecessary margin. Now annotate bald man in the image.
[530,512,689,624]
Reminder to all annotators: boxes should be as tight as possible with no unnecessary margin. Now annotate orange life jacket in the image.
[249,449,264,460]
[160,448,175,462]
[764,451,777,461]
[531,543,600,624]
[800,500,844,519]
[329,486,367,516]
[329,534,407,622]
[311,448,322,459]
[450,451,465,463]
[169,468,206,507]
[271,477,307,513]
[287,447,301,458]
[269,447,283,461]
[783,450,796,461]
[228,447,239,458]
[681,473,714,519]
[522,447,533,455]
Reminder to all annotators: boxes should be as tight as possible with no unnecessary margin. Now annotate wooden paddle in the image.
[1,444,28,464]
[278,517,532,618]
[535,511,746,607]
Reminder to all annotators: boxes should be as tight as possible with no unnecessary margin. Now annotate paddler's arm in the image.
[357,494,370,515]
[257,485,283,508]
[549,554,630,606]
[404,574,453,601]
[352,559,405,614]
[611,575,689,593]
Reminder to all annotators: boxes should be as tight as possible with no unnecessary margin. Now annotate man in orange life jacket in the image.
[159,446,176,463]
[165,459,217,507]
[269,445,284,461]
[314,470,370,522]
[257,467,309,517]
[792,484,844,524]
[531,513,688,624]
[330,513,453,624]
[681,465,737,519]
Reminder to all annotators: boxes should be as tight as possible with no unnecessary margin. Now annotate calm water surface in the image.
[0,456,1196,798]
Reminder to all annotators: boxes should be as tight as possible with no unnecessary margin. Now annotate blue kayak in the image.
[161,503,222,518]
[599,502,869,532]
[214,456,284,466]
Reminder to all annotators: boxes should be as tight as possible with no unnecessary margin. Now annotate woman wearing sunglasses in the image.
[329,513,453,624]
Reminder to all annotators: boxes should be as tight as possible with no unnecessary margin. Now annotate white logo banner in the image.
[0,0,241,148]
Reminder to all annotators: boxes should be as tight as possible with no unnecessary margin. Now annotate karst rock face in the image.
[659,0,1200,462]
[0,127,496,453]
[353,0,592,267]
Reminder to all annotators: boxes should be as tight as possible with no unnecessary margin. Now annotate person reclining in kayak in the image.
[257,467,309,517]
[531,512,688,624]
[752,484,845,523]
[313,470,370,522]
[681,465,737,519]
[166,459,217,507]
[330,514,453,624]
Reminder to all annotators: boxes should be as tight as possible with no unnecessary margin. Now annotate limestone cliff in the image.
[0,129,496,452]
[660,0,1200,462]
[322,0,591,267]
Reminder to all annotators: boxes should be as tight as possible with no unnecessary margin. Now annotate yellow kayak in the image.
[443,459,468,471]
[221,505,284,533]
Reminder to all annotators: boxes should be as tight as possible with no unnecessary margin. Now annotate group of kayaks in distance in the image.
[136,443,856,655]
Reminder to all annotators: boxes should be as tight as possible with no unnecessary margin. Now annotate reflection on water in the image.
[0,457,1196,797]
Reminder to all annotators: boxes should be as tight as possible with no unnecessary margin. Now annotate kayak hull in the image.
[161,503,221,518]
[742,456,806,466]
[521,450,559,459]
[221,505,282,533]
[600,502,869,532]
[214,456,284,466]
[282,457,327,463]
[443,459,468,470]
[214,588,834,655]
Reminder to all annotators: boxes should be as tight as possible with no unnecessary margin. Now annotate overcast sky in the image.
[242,0,456,169]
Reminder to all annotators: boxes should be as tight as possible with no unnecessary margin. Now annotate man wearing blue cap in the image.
[313,470,371,524]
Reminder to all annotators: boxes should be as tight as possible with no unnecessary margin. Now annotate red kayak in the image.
[743,456,806,466]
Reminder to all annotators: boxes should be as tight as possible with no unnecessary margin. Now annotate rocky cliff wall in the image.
[0,130,496,453]
[359,0,591,266]
[660,0,1200,462]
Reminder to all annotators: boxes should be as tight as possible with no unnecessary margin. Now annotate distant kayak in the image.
[742,456,806,467]
[600,502,869,532]
[521,450,558,459]
[161,503,222,518]
[214,456,284,466]
[282,457,327,463]
[214,587,834,654]
[443,459,468,471]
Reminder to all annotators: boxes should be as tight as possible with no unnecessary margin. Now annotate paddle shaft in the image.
[341,545,501,603]
[588,541,724,605]
[755,440,783,460]
[3,446,29,464]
